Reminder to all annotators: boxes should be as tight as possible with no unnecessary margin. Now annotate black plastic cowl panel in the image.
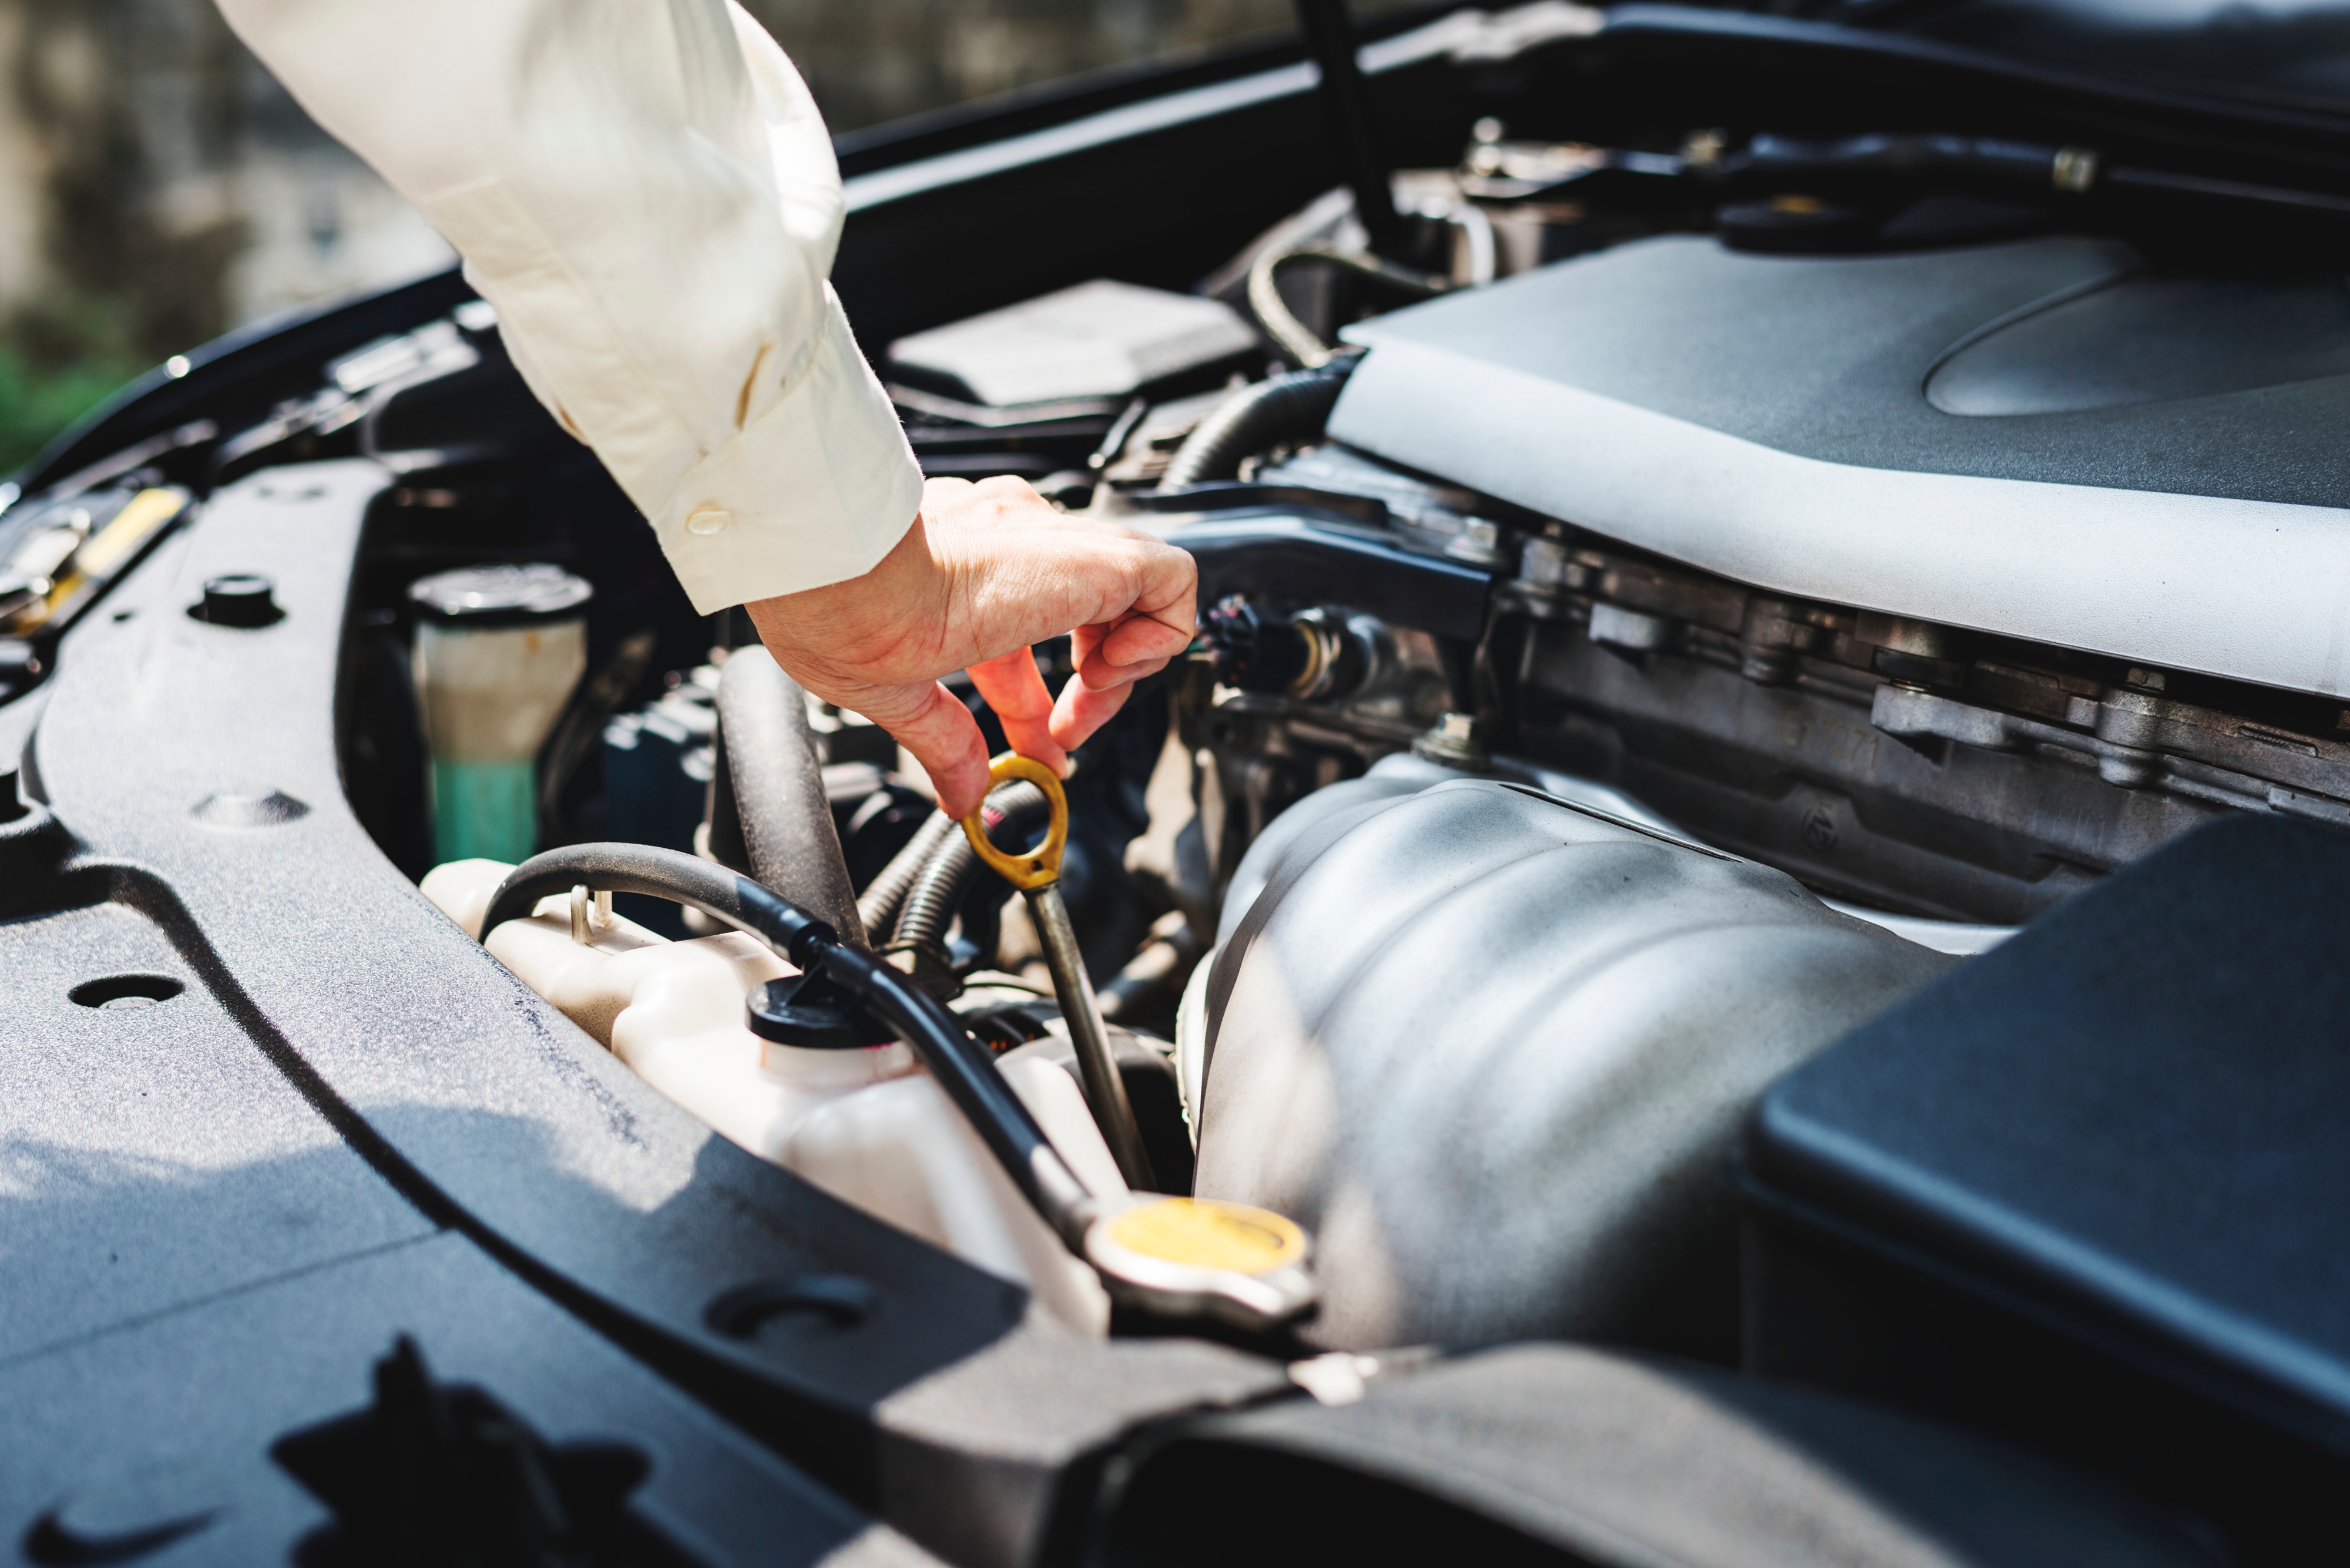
[1093,1344,2225,1567]
[11,458,1285,1568]
[0,1234,940,1567]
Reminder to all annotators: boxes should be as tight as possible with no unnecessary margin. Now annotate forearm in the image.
[216,0,922,610]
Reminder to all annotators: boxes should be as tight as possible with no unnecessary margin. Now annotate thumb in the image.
[858,680,994,819]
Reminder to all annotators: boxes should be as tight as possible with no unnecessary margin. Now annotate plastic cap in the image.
[747,974,895,1051]
[408,563,591,626]
[196,573,281,627]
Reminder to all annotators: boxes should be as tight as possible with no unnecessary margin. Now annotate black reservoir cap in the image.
[409,563,591,626]
[193,572,283,627]
[748,974,895,1051]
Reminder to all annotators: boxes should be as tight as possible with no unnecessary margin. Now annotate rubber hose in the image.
[894,781,1051,953]
[479,842,1093,1241]
[715,646,868,949]
[1157,358,1357,492]
[855,809,959,939]
[482,841,837,966]
[1244,246,1450,370]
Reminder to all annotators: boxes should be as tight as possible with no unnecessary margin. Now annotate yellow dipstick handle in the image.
[959,752,1069,891]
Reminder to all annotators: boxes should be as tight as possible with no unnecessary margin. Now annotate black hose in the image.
[1157,358,1358,492]
[1244,247,1449,370]
[714,647,868,948]
[893,781,1050,955]
[480,842,1095,1242]
[855,810,958,939]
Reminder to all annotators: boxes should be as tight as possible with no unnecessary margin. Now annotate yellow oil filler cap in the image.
[1083,1196,1316,1331]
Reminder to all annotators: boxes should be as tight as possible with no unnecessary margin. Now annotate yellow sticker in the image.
[1106,1198,1305,1275]
[75,488,186,577]
[12,488,190,633]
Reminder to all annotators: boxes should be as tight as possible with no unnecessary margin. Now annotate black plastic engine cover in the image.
[1743,812,2350,1560]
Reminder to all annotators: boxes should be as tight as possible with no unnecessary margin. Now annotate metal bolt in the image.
[1412,711,1490,770]
[1443,516,1505,567]
[1682,128,1730,169]
[2052,146,2101,193]
[1589,602,1675,652]
[1519,536,1571,590]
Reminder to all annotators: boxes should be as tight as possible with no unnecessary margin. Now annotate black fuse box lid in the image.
[1745,813,2350,1454]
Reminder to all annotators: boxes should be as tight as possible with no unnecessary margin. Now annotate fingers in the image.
[1090,611,1194,674]
[1051,632,1175,750]
[1072,615,1184,694]
[1122,532,1199,638]
[926,477,1198,652]
[1050,669,1136,750]
[966,643,1070,775]
[1078,543,1195,684]
[754,478,1203,801]
[864,679,995,819]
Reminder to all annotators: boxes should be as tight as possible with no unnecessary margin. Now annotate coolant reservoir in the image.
[409,565,592,865]
[422,859,1122,1332]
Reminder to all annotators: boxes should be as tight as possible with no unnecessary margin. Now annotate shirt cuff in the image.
[653,286,924,615]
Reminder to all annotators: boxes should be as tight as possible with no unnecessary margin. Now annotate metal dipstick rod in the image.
[961,753,1158,1193]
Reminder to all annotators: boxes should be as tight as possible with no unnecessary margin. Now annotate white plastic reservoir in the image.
[423,858,1123,1334]
[409,565,592,865]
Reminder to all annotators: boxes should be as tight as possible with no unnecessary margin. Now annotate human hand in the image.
[746,476,1197,818]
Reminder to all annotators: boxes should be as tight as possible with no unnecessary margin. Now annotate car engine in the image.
[8,4,2350,1563]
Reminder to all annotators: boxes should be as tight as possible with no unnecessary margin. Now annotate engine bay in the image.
[9,2,2350,1562]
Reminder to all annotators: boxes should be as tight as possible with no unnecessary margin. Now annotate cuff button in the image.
[686,508,732,536]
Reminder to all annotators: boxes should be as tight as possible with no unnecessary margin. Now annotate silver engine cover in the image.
[1190,777,1953,1351]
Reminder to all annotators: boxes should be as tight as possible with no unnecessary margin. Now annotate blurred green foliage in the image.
[0,297,140,477]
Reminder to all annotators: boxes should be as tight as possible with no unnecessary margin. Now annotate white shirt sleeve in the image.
[214,0,924,615]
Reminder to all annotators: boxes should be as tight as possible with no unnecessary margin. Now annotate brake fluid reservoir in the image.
[409,565,591,864]
[421,858,1121,1333]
